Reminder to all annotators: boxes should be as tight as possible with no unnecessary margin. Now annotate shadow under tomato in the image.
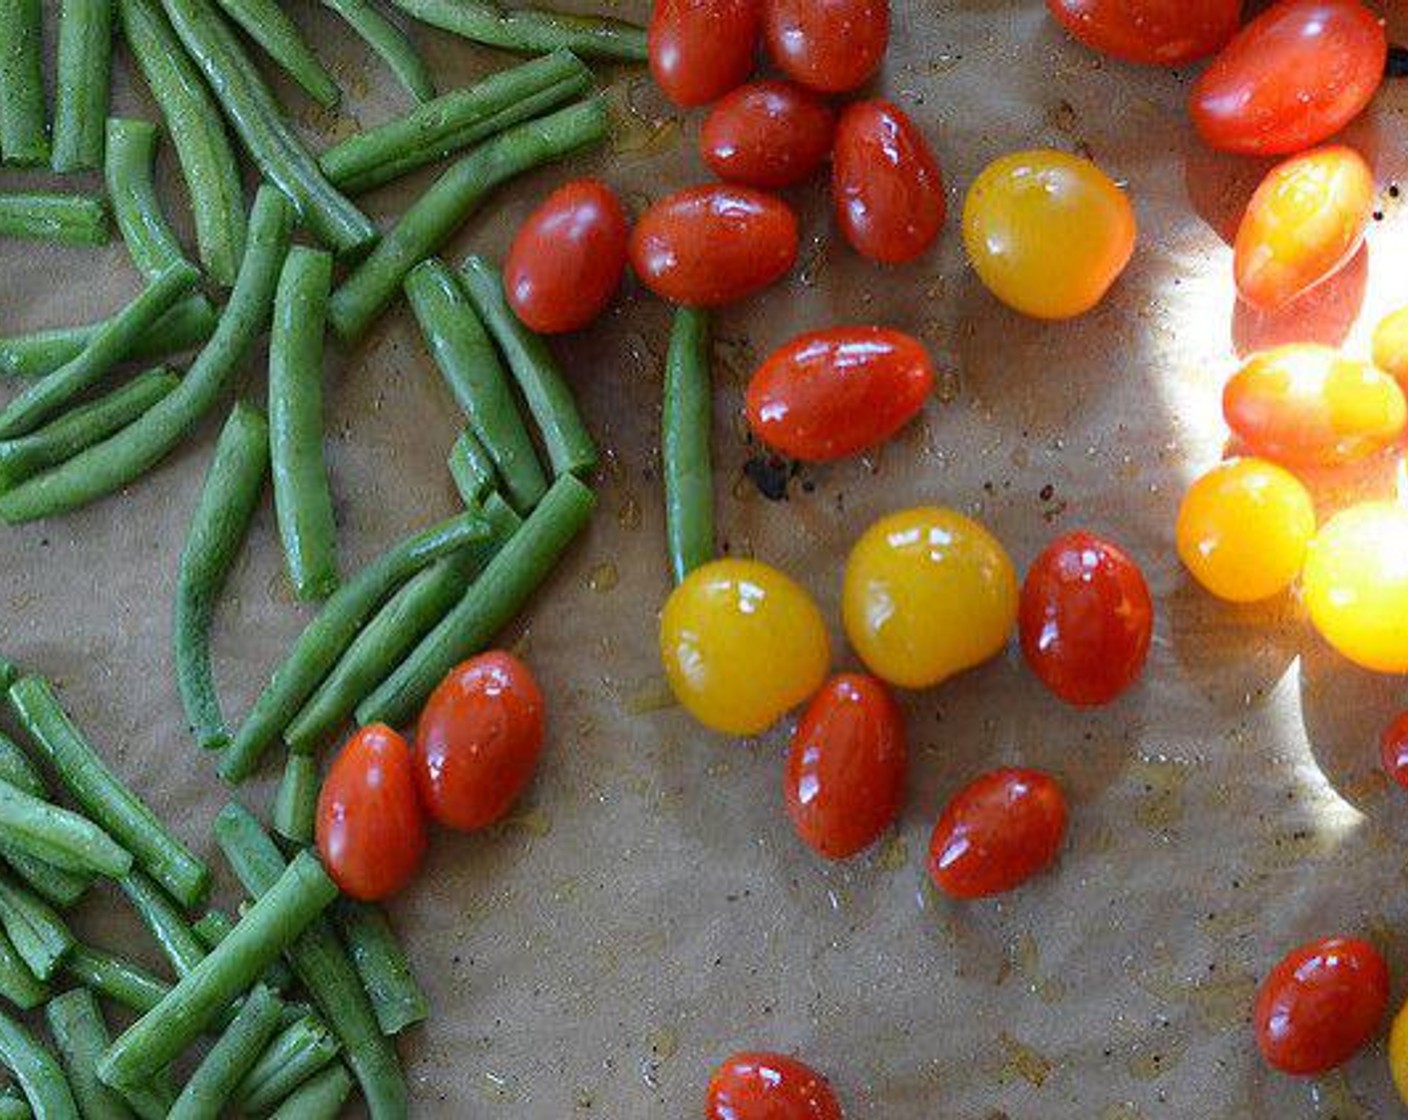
[1229,246,1370,358]
[1182,145,1272,247]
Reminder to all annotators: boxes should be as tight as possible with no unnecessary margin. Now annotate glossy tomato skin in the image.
[415,652,545,831]
[316,724,427,902]
[1254,936,1388,1075]
[763,0,887,93]
[630,185,798,307]
[832,100,945,265]
[706,1052,843,1120]
[785,674,906,860]
[1302,503,1408,674]
[1373,307,1408,389]
[1380,712,1408,792]
[928,768,1067,899]
[1046,0,1242,65]
[648,0,761,108]
[1019,532,1153,708]
[1190,0,1387,156]
[504,179,628,334]
[700,81,835,190]
[746,327,934,462]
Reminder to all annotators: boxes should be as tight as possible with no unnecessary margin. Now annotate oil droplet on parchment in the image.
[498,806,552,838]
[877,834,908,872]
[1129,756,1191,831]
[1101,1105,1143,1120]
[588,562,619,593]
[996,1032,1053,1088]
[1008,932,1067,1005]
[624,675,677,715]
[1311,1070,1369,1118]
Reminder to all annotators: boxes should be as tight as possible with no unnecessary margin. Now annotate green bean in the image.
[0,848,90,913]
[320,0,433,103]
[117,871,206,979]
[0,736,40,799]
[285,494,521,751]
[272,754,317,845]
[168,984,282,1120]
[175,403,269,753]
[0,877,73,982]
[44,991,134,1120]
[61,946,168,1016]
[0,663,15,691]
[267,1064,350,1120]
[0,187,294,524]
[357,473,595,726]
[6,676,211,908]
[219,509,489,783]
[191,909,294,993]
[0,370,179,493]
[0,300,217,381]
[0,195,108,247]
[0,1008,79,1119]
[210,0,338,107]
[158,0,376,258]
[0,1097,26,1120]
[270,247,338,602]
[110,1080,169,1120]
[234,1013,339,1112]
[406,260,547,512]
[0,262,198,440]
[387,0,645,60]
[448,429,496,507]
[118,0,245,286]
[328,97,608,343]
[0,0,49,166]
[319,49,589,194]
[97,850,337,1090]
[662,307,714,583]
[0,929,48,1011]
[459,254,598,478]
[335,901,426,1035]
[0,779,132,879]
[51,0,113,172]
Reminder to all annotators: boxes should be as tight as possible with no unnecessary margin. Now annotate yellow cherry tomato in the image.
[1302,502,1408,673]
[1389,997,1408,1106]
[1176,458,1316,603]
[842,507,1018,689]
[962,149,1137,320]
[660,558,830,736]
[1372,305,1408,387]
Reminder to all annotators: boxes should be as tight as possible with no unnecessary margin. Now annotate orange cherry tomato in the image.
[745,327,934,462]
[504,179,629,334]
[1381,712,1408,792]
[928,768,1067,899]
[706,1052,844,1120]
[700,80,835,190]
[648,0,761,108]
[762,0,887,93]
[785,674,906,860]
[1254,936,1389,1076]
[316,724,427,901]
[629,185,798,307]
[1372,306,1408,389]
[1234,146,1374,312]
[414,652,545,831]
[1190,0,1387,156]
[1046,0,1242,66]
[832,100,946,265]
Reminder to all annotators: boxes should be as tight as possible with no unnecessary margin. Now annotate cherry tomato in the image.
[1379,712,1408,792]
[504,179,628,334]
[1046,0,1242,66]
[706,1052,843,1119]
[700,80,835,190]
[414,652,545,831]
[843,507,1017,690]
[1254,936,1388,1076]
[648,0,761,108]
[1175,458,1315,603]
[316,724,426,902]
[660,559,829,736]
[831,100,946,265]
[1019,532,1153,708]
[1372,306,1408,389]
[1390,997,1408,1105]
[1234,146,1374,312]
[762,0,887,93]
[1302,503,1408,673]
[1190,0,1387,157]
[928,768,1068,899]
[962,149,1136,320]
[745,327,934,462]
[630,185,798,307]
[785,674,905,860]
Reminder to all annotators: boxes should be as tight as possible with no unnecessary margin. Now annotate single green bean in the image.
[662,307,714,583]
[168,984,282,1120]
[117,871,206,979]
[328,97,608,343]
[191,909,294,993]
[0,662,15,691]
[0,929,48,1011]
[0,848,90,912]
[219,509,490,783]
[459,254,598,477]
[61,946,168,1016]
[0,736,40,798]
[0,195,108,246]
[267,1064,351,1120]
[0,1095,27,1120]
[211,0,338,107]
[448,429,496,507]
[110,1081,169,1120]
[0,779,133,879]
[272,754,317,845]
[6,675,211,908]
[51,0,114,172]
[0,1008,79,1119]
[0,0,49,166]
[175,402,269,753]
[335,900,426,1035]
[387,0,645,60]
[234,1013,339,1112]
[0,300,217,381]
[357,473,595,726]
[320,0,433,103]
[0,877,73,982]
[44,991,134,1120]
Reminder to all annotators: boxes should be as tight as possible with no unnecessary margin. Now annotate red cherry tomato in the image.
[784,674,906,860]
[746,327,934,462]
[706,1052,844,1120]
[832,100,946,265]
[1019,532,1153,708]
[630,185,798,307]
[316,724,427,901]
[928,768,1067,899]
[700,80,835,190]
[1381,712,1408,791]
[504,179,628,334]
[763,0,887,93]
[1046,0,1242,66]
[1254,936,1389,1075]
[1190,0,1387,156]
[414,652,545,831]
[648,0,761,108]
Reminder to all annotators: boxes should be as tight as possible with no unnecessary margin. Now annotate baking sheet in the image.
[4,1,1408,1115]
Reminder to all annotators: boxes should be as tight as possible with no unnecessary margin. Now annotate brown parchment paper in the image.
[5,2,1408,1116]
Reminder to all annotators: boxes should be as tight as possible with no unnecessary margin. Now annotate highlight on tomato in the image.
[700,80,836,190]
[647,0,761,108]
[763,0,888,93]
[1380,712,1408,792]
[1045,0,1242,66]
[1372,306,1408,388]
[706,1052,844,1120]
